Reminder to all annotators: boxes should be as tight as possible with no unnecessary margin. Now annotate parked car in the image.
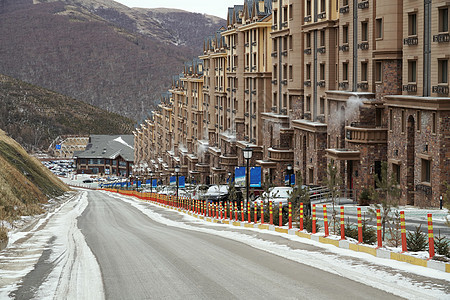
[253,186,293,207]
[82,179,93,183]
[200,185,243,204]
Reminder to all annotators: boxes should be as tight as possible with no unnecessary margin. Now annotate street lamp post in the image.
[149,171,154,193]
[243,146,253,210]
[287,164,293,186]
[228,172,232,184]
[175,165,180,206]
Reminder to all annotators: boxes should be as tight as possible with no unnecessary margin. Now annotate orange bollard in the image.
[241,201,244,221]
[300,203,304,231]
[225,201,228,219]
[323,205,329,237]
[357,207,363,243]
[234,202,238,221]
[376,209,382,248]
[269,201,273,225]
[261,202,264,224]
[312,204,316,234]
[247,201,251,223]
[428,213,435,259]
[288,202,292,229]
[340,206,345,240]
[208,202,211,217]
[400,211,407,252]
[220,202,223,219]
[279,202,283,227]
[254,202,258,224]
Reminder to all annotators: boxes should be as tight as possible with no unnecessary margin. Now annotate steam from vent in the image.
[197,142,208,159]
[328,96,365,130]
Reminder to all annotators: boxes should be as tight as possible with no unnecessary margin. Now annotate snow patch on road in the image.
[0,192,104,299]
[110,193,450,300]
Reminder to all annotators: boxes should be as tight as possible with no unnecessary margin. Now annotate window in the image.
[361,62,368,82]
[306,64,311,80]
[320,0,326,13]
[306,96,311,112]
[389,109,393,130]
[283,64,287,79]
[289,65,293,80]
[408,13,417,36]
[417,110,421,132]
[289,35,293,50]
[273,64,277,79]
[375,61,382,82]
[432,112,437,134]
[320,30,326,46]
[306,0,312,16]
[421,159,431,183]
[361,22,368,41]
[439,7,449,33]
[408,60,417,83]
[438,59,448,83]
[376,18,383,39]
[392,163,401,185]
[306,33,311,48]
[289,4,293,20]
[343,0,349,5]
[401,110,405,133]
[320,63,325,81]
[343,25,349,44]
[320,97,325,115]
[343,62,349,81]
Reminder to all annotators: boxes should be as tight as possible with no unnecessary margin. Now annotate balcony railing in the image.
[358,42,369,50]
[317,47,326,54]
[345,126,387,144]
[268,147,294,161]
[432,85,449,95]
[357,82,369,90]
[317,12,326,19]
[304,15,312,23]
[358,1,369,9]
[339,44,349,52]
[271,52,278,57]
[304,48,312,55]
[304,80,311,87]
[317,81,326,87]
[402,84,417,92]
[340,6,350,14]
[403,36,419,45]
[338,82,349,89]
[433,33,450,43]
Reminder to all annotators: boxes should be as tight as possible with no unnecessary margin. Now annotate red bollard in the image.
[340,206,345,240]
[208,203,211,217]
[428,213,435,259]
[299,203,304,231]
[323,205,329,237]
[400,211,407,252]
[247,201,251,223]
[357,207,363,243]
[279,202,283,227]
[220,202,223,219]
[312,204,316,234]
[376,209,382,248]
[241,201,244,221]
[234,202,238,221]
[254,202,258,224]
[269,201,273,225]
[288,202,292,229]
[261,202,264,224]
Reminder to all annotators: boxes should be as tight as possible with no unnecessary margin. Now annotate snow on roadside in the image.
[0,192,104,299]
[110,192,450,300]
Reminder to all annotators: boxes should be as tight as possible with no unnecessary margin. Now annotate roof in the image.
[74,135,134,162]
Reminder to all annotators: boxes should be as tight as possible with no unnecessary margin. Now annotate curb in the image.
[107,190,450,274]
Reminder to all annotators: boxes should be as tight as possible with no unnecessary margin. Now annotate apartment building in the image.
[133,0,449,207]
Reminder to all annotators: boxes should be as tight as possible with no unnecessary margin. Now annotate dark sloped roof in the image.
[75,135,134,162]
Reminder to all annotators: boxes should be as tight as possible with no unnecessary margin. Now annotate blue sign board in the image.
[285,175,289,186]
[179,176,186,188]
[291,174,295,186]
[250,167,261,188]
[152,179,157,188]
[170,176,176,186]
[234,166,246,187]
[55,144,61,150]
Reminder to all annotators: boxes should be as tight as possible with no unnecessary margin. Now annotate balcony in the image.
[358,42,369,50]
[271,24,278,30]
[244,112,249,117]
[271,52,278,57]
[402,84,417,92]
[403,36,419,46]
[340,6,350,14]
[281,50,288,56]
[358,1,369,9]
[357,82,368,90]
[304,48,312,55]
[317,12,326,20]
[220,155,238,166]
[345,125,387,144]
[339,44,349,52]
[304,15,312,23]
[281,79,288,85]
[338,82,349,89]
[268,146,294,162]
[271,79,278,84]
[304,80,311,87]
[433,33,450,43]
[317,47,326,54]
[432,85,449,95]
[317,81,326,88]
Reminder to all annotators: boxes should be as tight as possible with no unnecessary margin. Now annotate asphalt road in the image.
[78,191,402,300]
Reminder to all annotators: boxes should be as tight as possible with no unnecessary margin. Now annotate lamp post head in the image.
[174,165,180,173]
[287,164,293,171]
[228,172,232,177]
[243,146,253,160]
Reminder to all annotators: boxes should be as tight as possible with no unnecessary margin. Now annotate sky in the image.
[114,0,241,19]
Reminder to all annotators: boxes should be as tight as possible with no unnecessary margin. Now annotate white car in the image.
[253,187,293,207]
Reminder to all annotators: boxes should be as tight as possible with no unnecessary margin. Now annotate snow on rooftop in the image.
[114,137,133,149]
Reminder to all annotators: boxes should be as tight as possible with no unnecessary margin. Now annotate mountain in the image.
[0,73,135,152]
[0,128,70,246]
[0,0,225,121]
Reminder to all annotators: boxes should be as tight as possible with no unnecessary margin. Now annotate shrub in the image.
[303,214,320,233]
[406,225,428,252]
[0,226,8,244]
[341,217,376,245]
[434,231,450,258]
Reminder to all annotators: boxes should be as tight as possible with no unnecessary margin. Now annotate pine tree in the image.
[324,160,341,234]
[434,230,450,257]
[406,225,428,252]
